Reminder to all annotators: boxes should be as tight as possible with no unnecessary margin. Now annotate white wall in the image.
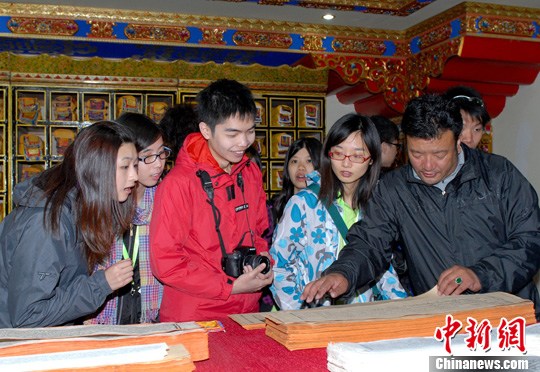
[493,75,540,292]
[324,94,356,132]
[492,75,540,195]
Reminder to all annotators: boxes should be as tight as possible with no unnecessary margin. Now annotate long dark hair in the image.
[318,113,381,210]
[273,137,322,221]
[34,121,136,271]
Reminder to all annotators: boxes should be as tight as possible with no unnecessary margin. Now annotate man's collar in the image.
[411,148,465,192]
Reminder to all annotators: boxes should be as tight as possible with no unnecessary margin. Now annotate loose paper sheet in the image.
[266,292,530,325]
[0,322,202,342]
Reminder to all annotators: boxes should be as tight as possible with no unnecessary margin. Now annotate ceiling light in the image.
[323,14,335,21]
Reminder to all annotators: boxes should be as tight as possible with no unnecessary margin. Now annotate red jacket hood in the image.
[180,132,249,178]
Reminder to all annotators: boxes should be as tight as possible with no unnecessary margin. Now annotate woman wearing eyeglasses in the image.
[270,114,406,310]
[86,112,169,325]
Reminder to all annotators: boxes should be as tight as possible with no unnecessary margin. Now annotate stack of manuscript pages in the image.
[0,322,209,371]
[262,292,536,351]
[326,323,540,372]
[229,312,268,330]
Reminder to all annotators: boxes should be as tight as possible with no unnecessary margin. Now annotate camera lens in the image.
[244,254,270,274]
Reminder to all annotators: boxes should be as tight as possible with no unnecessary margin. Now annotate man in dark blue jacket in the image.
[302,94,540,320]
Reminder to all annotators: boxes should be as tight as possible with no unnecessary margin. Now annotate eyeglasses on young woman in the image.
[328,151,371,164]
[138,147,172,164]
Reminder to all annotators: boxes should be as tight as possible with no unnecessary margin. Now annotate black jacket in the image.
[326,146,540,318]
[0,178,112,327]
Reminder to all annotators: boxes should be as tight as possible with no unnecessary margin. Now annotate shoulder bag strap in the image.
[306,183,350,244]
[307,183,383,299]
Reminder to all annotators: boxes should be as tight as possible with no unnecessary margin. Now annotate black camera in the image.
[222,247,271,278]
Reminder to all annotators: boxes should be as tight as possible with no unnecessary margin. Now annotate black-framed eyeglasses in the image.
[451,95,484,108]
[138,147,172,164]
[328,151,371,164]
[385,142,403,151]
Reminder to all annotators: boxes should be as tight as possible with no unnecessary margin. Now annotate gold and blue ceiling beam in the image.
[0,1,405,63]
[0,2,539,117]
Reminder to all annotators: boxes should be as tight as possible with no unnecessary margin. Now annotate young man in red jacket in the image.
[150,79,273,322]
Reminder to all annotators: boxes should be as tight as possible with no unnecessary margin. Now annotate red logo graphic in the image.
[435,315,527,355]
[434,314,463,354]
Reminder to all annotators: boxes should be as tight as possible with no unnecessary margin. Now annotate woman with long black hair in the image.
[271,114,407,310]
[0,121,138,327]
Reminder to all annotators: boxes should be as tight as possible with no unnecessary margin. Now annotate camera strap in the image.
[196,169,229,260]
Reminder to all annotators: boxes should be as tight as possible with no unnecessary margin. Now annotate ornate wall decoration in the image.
[301,34,325,51]
[380,59,409,112]
[462,2,540,23]
[366,58,402,94]
[470,16,536,37]
[232,31,293,48]
[311,35,460,112]
[1,53,177,81]
[332,38,387,55]
[310,54,371,85]
[0,52,328,93]
[413,23,452,52]
[394,41,411,57]
[384,38,460,112]
[200,28,226,45]
[87,21,116,38]
[124,24,190,42]
[406,3,463,39]
[7,17,77,36]
[175,61,328,91]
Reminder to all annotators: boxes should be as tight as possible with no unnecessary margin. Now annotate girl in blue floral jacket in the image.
[270,114,407,310]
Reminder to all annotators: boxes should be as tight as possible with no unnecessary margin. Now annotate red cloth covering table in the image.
[195,317,327,371]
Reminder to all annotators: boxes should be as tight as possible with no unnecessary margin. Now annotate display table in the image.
[194,317,327,371]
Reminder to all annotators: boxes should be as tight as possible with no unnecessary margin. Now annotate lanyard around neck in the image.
[122,225,139,267]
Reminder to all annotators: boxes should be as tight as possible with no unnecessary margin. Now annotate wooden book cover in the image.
[264,292,536,350]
